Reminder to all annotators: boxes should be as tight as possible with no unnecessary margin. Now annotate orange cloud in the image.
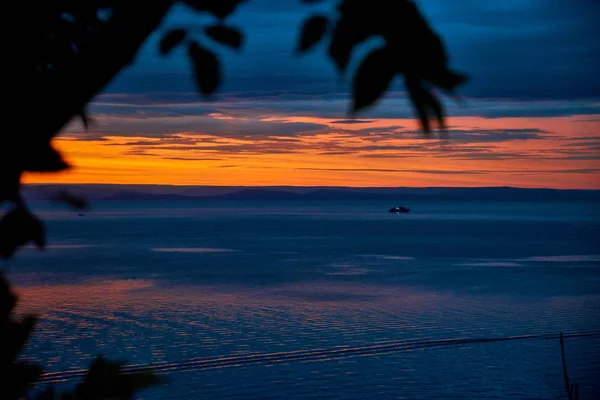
[23,115,600,189]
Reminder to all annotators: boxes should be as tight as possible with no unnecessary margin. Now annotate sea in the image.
[4,200,600,399]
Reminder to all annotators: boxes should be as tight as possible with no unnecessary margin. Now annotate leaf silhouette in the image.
[7,315,38,364]
[9,362,43,399]
[56,189,89,210]
[423,88,445,129]
[73,356,164,399]
[405,77,431,133]
[159,29,187,55]
[297,16,328,54]
[23,143,69,172]
[351,47,396,113]
[188,41,220,96]
[0,169,22,202]
[77,108,90,130]
[204,25,243,49]
[1,273,45,400]
[426,69,468,92]
[0,207,45,258]
[328,1,376,73]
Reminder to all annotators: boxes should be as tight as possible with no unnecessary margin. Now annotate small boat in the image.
[389,205,410,213]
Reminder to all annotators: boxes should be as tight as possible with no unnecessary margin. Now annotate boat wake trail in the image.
[38,330,600,384]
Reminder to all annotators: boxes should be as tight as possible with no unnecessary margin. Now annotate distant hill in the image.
[102,187,600,202]
[99,191,200,201]
[22,184,600,202]
[198,188,305,201]
[101,188,304,201]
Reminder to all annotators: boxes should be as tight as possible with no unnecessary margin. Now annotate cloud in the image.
[162,157,224,161]
[85,85,600,124]
[330,119,376,124]
[562,136,600,150]
[60,111,598,164]
[346,128,551,143]
[98,0,599,110]
[441,128,550,142]
[95,124,580,163]
[294,167,600,175]
[63,113,331,140]
[105,135,206,146]
[295,167,486,175]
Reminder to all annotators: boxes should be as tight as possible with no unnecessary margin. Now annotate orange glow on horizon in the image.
[23,115,600,189]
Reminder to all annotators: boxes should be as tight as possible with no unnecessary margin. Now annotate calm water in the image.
[5,200,600,399]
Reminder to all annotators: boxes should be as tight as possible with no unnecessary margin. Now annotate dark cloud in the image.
[90,87,600,121]
[140,143,300,155]
[359,146,530,161]
[561,136,600,151]
[440,128,550,142]
[295,167,486,175]
[122,150,162,157]
[318,151,357,156]
[330,120,376,124]
[530,148,600,161]
[162,157,224,161]
[106,125,574,162]
[294,167,600,175]
[430,0,600,100]
[60,133,110,142]
[105,135,206,146]
[491,168,600,175]
[345,128,551,144]
[98,0,599,115]
[65,114,331,139]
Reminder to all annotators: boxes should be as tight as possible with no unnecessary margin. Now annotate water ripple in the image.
[38,330,600,384]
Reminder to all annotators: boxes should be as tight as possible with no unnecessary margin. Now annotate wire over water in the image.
[38,330,600,384]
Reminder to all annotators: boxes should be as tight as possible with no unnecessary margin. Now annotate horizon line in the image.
[22,183,600,191]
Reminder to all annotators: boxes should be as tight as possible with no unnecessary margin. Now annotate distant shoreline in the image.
[22,184,600,202]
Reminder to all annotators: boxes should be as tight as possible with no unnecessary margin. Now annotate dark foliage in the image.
[301,0,467,126]
[189,41,221,96]
[0,272,41,400]
[297,16,329,53]
[0,206,45,259]
[205,25,244,50]
[55,190,90,211]
[159,28,188,55]
[351,47,397,113]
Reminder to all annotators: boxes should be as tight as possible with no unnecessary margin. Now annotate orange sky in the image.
[24,114,600,189]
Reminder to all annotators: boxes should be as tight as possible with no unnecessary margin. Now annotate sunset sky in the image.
[26,0,600,189]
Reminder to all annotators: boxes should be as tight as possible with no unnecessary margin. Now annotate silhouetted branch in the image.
[560,332,579,400]
[33,1,176,141]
